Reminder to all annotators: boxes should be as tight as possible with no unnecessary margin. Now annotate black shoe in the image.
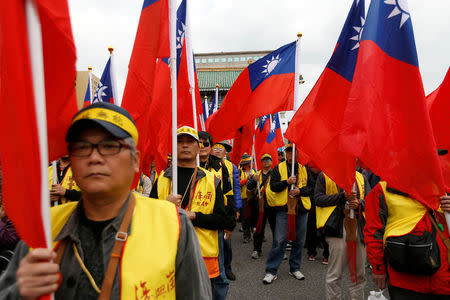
[226,271,236,281]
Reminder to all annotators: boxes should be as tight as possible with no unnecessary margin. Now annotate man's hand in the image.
[349,198,360,210]
[50,184,66,197]
[440,195,450,213]
[286,176,297,185]
[167,194,182,207]
[186,211,196,221]
[288,187,300,198]
[236,211,240,220]
[224,230,232,241]
[372,273,387,290]
[0,205,6,220]
[252,174,259,182]
[345,191,357,202]
[16,248,60,299]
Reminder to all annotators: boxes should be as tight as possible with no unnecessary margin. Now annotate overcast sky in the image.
[68,0,450,106]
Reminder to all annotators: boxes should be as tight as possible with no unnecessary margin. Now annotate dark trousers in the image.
[306,208,329,259]
[242,198,258,239]
[224,238,232,273]
[388,285,450,300]
[253,207,276,252]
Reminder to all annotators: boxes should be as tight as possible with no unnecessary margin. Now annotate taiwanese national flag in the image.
[83,70,92,107]
[206,40,300,142]
[230,121,255,166]
[285,0,365,193]
[339,0,445,208]
[209,87,219,117]
[254,115,281,169]
[0,0,77,262]
[176,0,203,128]
[122,0,169,179]
[92,57,115,104]
[427,67,450,191]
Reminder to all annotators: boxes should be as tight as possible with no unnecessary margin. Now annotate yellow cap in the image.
[177,126,199,142]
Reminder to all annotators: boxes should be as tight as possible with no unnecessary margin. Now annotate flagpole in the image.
[88,66,93,103]
[52,161,58,207]
[290,32,303,191]
[215,84,219,112]
[108,47,120,106]
[169,0,178,195]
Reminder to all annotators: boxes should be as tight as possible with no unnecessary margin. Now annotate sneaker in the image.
[308,255,316,261]
[286,242,292,251]
[322,258,328,265]
[251,251,260,259]
[283,253,288,260]
[239,226,243,232]
[289,271,305,280]
[243,237,251,244]
[262,273,277,284]
[226,271,236,281]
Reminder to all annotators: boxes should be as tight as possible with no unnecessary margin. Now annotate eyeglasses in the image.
[200,141,210,147]
[69,140,130,157]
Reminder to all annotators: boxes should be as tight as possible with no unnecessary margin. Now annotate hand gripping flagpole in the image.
[25,0,53,298]
[169,0,178,195]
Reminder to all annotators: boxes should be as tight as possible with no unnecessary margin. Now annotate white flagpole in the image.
[204,95,209,118]
[169,0,178,195]
[108,47,120,106]
[290,33,303,191]
[214,84,219,113]
[25,6,53,299]
[88,66,93,103]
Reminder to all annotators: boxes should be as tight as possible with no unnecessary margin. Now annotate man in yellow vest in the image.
[247,153,276,259]
[150,127,229,297]
[314,169,370,300]
[0,102,211,299]
[48,155,81,205]
[239,153,256,243]
[263,144,315,284]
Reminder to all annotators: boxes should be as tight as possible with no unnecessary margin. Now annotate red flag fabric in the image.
[427,67,450,191]
[206,41,299,142]
[285,0,365,193]
[121,0,169,180]
[339,0,445,208]
[0,0,77,252]
[230,122,255,166]
[427,67,450,150]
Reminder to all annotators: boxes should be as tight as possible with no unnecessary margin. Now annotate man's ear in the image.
[133,150,141,173]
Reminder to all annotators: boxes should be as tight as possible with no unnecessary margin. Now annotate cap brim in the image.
[177,132,199,142]
[66,119,130,142]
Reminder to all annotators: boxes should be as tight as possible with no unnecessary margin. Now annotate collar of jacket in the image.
[163,165,207,182]
[386,186,409,197]
[55,194,132,243]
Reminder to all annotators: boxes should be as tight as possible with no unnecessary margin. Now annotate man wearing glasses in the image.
[0,102,211,299]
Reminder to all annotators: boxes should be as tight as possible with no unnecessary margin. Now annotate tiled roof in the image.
[197,70,242,91]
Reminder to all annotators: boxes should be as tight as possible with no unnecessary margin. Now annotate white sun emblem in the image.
[385,0,410,28]
[93,82,108,103]
[350,16,366,50]
[262,54,281,77]
[176,22,186,49]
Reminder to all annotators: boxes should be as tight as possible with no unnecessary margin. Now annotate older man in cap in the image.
[0,102,211,300]
[150,126,229,297]
[263,143,315,284]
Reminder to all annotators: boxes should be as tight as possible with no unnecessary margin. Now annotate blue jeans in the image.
[265,211,308,275]
[213,231,229,300]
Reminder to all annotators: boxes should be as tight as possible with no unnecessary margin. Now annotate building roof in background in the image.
[197,70,242,91]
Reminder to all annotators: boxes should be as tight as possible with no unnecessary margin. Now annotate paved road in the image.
[225,224,383,300]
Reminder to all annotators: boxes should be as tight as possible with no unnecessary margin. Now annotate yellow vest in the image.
[379,181,428,245]
[223,159,235,200]
[205,159,230,206]
[239,167,256,199]
[266,161,310,210]
[48,165,80,204]
[135,173,149,194]
[156,167,219,259]
[51,193,179,299]
[316,172,365,229]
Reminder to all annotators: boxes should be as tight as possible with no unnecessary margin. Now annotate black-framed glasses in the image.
[69,140,130,157]
[200,141,210,147]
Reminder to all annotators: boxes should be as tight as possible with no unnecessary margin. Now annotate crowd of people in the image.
[0,102,449,300]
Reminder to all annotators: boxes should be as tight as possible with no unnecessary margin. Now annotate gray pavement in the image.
[226,224,383,300]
